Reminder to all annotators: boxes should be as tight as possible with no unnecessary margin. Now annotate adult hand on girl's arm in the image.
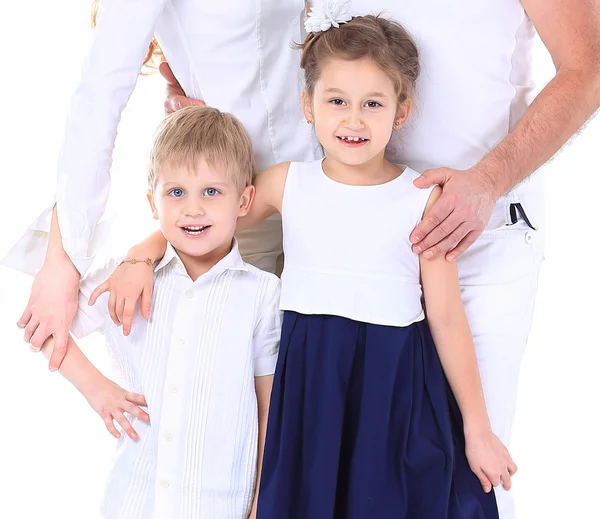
[89,230,168,336]
[411,0,600,261]
[160,62,206,114]
[410,169,496,262]
[40,335,150,440]
[18,208,80,371]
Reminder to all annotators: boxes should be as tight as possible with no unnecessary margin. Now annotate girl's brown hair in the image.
[299,15,420,105]
[91,0,164,74]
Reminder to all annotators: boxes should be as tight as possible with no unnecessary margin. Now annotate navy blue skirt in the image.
[257,312,498,519]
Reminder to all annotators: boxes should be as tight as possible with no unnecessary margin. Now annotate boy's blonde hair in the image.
[148,106,256,192]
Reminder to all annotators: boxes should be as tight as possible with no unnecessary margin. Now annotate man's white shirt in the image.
[72,240,282,519]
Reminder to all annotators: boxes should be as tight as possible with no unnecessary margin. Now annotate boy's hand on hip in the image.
[18,253,80,371]
[160,62,206,114]
[84,375,150,441]
[410,168,497,261]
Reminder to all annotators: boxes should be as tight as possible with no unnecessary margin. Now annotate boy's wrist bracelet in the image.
[118,258,154,267]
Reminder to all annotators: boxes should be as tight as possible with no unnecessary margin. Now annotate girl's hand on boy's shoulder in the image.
[84,375,150,441]
[464,428,517,494]
[89,259,154,336]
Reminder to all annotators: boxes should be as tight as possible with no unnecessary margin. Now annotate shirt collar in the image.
[154,239,248,274]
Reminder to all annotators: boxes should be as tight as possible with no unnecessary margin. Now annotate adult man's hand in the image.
[410,168,498,261]
[159,62,206,114]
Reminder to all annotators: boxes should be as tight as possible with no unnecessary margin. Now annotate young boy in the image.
[40,106,282,519]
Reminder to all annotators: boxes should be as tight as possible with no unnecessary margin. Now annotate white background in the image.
[0,2,599,518]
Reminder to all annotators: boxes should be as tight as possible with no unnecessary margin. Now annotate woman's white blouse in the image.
[2,0,542,276]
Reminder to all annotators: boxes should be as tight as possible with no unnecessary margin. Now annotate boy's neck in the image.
[174,239,235,281]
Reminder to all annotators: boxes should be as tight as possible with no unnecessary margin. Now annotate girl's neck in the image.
[321,153,403,186]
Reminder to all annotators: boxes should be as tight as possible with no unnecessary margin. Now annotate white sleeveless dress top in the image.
[280,160,436,327]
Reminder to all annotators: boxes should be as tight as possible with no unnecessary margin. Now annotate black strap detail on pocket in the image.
[508,203,537,230]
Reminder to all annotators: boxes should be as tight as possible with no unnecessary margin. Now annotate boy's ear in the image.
[238,185,255,217]
[147,190,159,220]
[301,90,314,124]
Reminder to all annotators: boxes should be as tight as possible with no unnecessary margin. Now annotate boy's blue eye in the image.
[330,98,345,106]
[204,187,219,197]
[366,101,381,108]
[170,188,184,197]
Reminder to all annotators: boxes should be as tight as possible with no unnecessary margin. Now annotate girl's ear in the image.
[394,99,412,130]
[302,90,314,124]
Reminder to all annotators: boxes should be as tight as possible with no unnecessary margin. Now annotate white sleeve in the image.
[1,0,168,277]
[253,277,283,377]
[69,257,122,339]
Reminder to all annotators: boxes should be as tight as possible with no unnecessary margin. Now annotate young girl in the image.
[93,10,515,519]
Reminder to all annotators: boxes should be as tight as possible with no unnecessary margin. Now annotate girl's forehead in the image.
[316,58,397,94]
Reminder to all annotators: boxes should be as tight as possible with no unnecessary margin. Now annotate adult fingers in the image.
[420,221,472,260]
[413,168,452,189]
[17,304,33,328]
[446,229,483,262]
[412,209,465,256]
[23,318,40,343]
[48,331,68,372]
[29,325,50,352]
[164,94,206,114]
[410,196,454,246]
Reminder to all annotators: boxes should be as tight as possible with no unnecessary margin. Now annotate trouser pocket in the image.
[508,202,537,230]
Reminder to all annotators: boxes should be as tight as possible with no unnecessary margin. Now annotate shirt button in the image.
[164,431,173,442]
[178,337,185,345]
[291,18,298,25]
[161,479,170,489]
[170,384,179,394]
[185,290,194,299]
[525,231,534,244]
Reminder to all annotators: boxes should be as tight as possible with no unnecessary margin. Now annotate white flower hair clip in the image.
[305,0,353,34]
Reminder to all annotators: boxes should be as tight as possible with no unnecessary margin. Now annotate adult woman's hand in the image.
[18,250,80,371]
[160,62,206,114]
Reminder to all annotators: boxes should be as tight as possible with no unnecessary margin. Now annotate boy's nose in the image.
[184,201,205,217]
